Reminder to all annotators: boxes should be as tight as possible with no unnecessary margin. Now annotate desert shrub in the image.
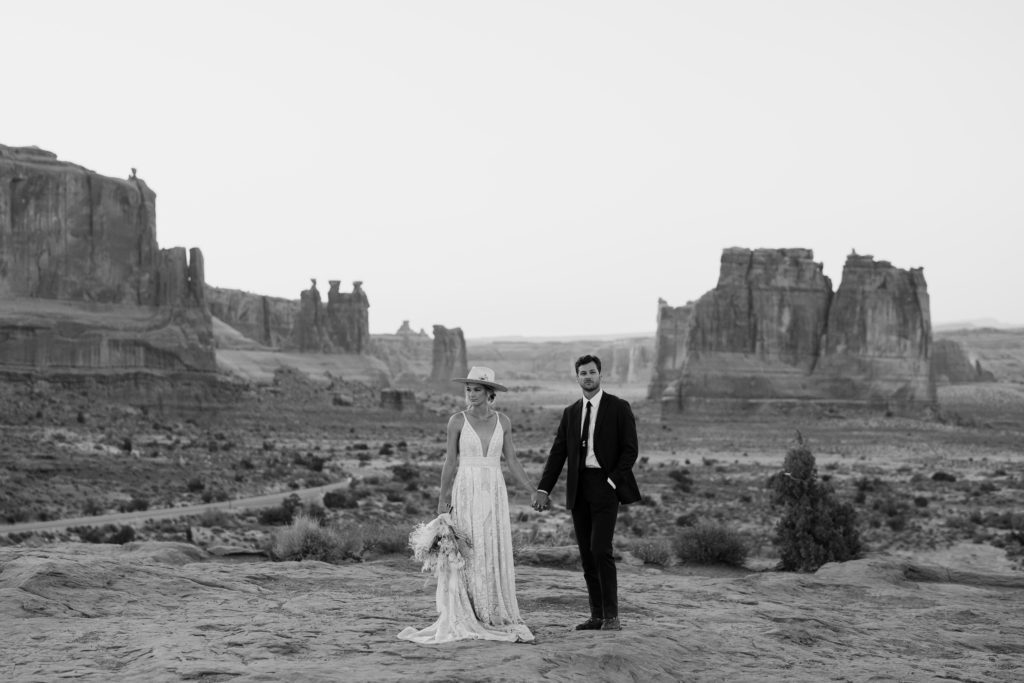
[72,524,136,544]
[196,508,232,528]
[675,521,748,567]
[3,507,31,524]
[186,477,205,492]
[390,462,419,484]
[270,514,362,563]
[81,498,106,516]
[931,471,957,483]
[978,481,999,494]
[668,468,694,493]
[201,486,230,503]
[675,513,696,527]
[767,433,862,572]
[293,452,326,472]
[258,493,303,525]
[982,511,1024,530]
[120,496,150,513]
[362,523,409,555]
[913,496,930,508]
[302,472,331,488]
[628,537,674,566]
[872,495,911,532]
[323,489,359,509]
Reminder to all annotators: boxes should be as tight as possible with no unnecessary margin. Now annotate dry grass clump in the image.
[363,523,411,555]
[269,514,362,563]
[675,522,748,567]
[270,514,410,563]
[627,537,675,566]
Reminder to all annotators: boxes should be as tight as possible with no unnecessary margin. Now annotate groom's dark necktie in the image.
[579,400,592,470]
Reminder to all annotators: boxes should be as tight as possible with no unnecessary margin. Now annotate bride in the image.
[398,367,536,643]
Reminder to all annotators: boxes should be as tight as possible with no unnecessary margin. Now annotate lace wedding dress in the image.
[398,412,534,644]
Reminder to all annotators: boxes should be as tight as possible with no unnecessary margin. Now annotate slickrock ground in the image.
[3,542,1022,682]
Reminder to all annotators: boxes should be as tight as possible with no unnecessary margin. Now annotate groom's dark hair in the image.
[574,354,602,374]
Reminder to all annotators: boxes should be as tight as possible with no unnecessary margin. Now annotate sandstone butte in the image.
[651,247,960,416]
[1,541,1022,682]
[0,144,214,376]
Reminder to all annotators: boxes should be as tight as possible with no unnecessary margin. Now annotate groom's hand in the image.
[532,490,549,512]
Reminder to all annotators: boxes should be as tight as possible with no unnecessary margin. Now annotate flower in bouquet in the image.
[408,513,472,575]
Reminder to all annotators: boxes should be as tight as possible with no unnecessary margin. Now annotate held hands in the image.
[532,490,549,512]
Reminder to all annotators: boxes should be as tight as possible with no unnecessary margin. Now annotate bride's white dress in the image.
[398,412,534,644]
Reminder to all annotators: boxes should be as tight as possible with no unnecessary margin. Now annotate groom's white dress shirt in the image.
[582,389,603,469]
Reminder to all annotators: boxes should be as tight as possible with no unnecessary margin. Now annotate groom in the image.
[534,354,640,631]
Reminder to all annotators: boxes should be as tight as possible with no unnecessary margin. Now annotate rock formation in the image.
[430,325,468,388]
[325,280,369,354]
[814,254,933,404]
[0,144,215,373]
[369,322,433,383]
[206,287,298,348]
[647,299,694,399]
[655,248,936,415]
[207,280,369,354]
[931,339,996,384]
[293,279,331,352]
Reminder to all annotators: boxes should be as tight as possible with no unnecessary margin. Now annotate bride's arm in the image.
[499,414,537,501]
[438,413,461,514]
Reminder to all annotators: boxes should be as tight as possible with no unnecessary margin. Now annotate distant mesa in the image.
[650,247,986,416]
[0,144,215,376]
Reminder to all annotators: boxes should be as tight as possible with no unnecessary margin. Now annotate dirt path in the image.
[0,480,351,534]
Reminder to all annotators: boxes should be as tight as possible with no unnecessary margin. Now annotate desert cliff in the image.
[0,144,214,374]
[655,248,936,415]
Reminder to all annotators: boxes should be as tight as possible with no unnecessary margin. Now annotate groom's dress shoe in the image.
[601,617,621,631]
[575,617,603,630]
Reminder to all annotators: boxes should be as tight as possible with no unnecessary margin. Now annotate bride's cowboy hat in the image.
[451,366,508,392]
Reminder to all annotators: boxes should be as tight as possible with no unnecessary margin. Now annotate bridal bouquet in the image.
[408,513,472,575]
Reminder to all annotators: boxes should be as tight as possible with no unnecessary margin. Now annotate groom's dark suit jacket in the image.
[539,392,641,509]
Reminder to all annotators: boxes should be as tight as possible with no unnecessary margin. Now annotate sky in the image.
[4,1,1023,338]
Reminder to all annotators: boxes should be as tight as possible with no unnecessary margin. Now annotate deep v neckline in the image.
[464,411,499,456]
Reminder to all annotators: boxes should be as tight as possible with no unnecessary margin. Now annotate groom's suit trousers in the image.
[572,468,619,620]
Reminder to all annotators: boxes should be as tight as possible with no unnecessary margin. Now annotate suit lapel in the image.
[593,392,610,442]
[570,399,583,441]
